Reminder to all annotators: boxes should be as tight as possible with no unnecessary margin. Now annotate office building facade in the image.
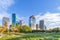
[29,15,36,30]
[19,20,25,27]
[2,17,9,27]
[39,20,44,30]
[36,24,40,30]
[12,13,16,27]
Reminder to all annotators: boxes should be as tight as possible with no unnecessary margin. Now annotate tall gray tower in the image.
[39,20,44,30]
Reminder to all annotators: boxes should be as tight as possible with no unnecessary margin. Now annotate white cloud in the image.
[0,0,15,25]
[35,12,60,29]
[0,12,11,20]
[16,14,25,21]
[0,0,14,11]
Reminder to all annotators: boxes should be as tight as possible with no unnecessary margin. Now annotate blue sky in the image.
[0,0,60,29]
[8,0,60,14]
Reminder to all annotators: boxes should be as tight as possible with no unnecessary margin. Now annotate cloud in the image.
[16,14,25,21]
[0,0,15,25]
[0,0,14,11]
[35,12,60,29]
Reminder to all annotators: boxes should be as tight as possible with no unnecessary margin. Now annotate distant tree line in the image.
[0,21,60,33]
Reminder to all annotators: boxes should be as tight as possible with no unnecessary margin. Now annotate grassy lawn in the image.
[0,33,60,40]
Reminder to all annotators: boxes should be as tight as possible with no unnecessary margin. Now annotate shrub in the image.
[20,25,32,33]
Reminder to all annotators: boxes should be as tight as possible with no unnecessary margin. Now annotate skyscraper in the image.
[16,21,19,25]
[36,24,40,30]
[2,17,9,27]
[12,13,16,27]
[39,20,44,30]
[19,20,25,27]
[29,15,36,30]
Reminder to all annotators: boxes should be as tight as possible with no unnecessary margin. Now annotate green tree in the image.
[16,24,20,32]
[1,21,9,33]
[52,27,60,32]
[4,21,8,32]
[11,24,16,32]
[20,25,32,33]
[12,23,15,27]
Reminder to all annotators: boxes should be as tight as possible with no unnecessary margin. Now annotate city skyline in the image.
[0,0,60,29]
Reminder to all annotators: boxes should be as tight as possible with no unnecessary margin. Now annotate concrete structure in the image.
[29,15,36,30]
[12,13,16,27]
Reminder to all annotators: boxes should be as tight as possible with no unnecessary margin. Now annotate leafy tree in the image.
[10,24,14,32]
[0,26,3,33]
[16,24,20,32]
[10,24,19,32]
[12,23,15,27]
[3,21,8,32]
[20,25,32,33]
[52,27,60,32]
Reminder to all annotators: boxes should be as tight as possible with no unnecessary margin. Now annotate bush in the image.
[32,30,46,33]
[20,25,32,33]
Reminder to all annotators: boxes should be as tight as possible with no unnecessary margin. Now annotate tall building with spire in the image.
[29,15,36,30]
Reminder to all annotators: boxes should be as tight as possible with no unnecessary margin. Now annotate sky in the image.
[0,0,60,29]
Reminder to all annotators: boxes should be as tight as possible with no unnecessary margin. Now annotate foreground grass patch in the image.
[0,33,60,40]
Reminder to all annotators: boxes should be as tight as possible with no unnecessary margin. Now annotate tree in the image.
[3,21,8,32]
[11,24,16,32]
[20,25,32,33]
[0,26,4,33]
[10,24,20,32]
[16,24,20,32]
[12,23,15,27]
[0,21,8,33]
[52,27,60,32]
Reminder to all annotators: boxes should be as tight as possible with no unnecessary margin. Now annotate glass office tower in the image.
[12,13,16,27]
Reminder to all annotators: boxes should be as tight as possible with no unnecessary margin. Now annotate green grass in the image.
[0,33,60,40]
[20,33,60,38]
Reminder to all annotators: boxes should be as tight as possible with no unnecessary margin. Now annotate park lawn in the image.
[21,33,60,38]
[0,33,60,40]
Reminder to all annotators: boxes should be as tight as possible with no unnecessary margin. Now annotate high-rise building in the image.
[29,15,36,30]
[39,20,44,30]
[44,25,46,30]
[12,13,16,27]
[19,20,25,27]
[36,24,40,30]
[2,17,9,27]
[16,21,19,25]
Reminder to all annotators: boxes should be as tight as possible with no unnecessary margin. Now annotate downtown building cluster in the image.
[2,13,46,30]
[29,15,46,30]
